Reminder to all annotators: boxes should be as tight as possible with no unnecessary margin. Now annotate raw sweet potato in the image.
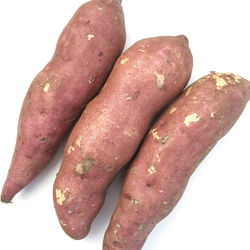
[1,0,126,203]
[53,35,193,239]
[103,72,250,250]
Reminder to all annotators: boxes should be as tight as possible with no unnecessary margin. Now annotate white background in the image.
[0,1,249,249]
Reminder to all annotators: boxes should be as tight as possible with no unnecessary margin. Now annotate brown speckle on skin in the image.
[40,137,46,141]
[105,165,114,172]
[76,157,96,175]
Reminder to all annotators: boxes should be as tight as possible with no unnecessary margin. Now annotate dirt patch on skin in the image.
[76,157,96,175]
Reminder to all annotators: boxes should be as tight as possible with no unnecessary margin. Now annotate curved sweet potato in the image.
[53,35,193,239]
[1,0,126,203]
[103,72,250,250]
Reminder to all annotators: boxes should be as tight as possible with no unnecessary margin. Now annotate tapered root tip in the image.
[1,194,12,203]
[176,35,189,46]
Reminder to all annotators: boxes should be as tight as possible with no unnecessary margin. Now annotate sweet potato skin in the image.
[103,72,250,250]
[1,0,126,203]
[53,35,193,239]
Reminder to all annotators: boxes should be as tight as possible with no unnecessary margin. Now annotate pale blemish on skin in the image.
[211,112,215,119]
[97,7,103,11]
[67,145,75,154]
[121,58,129,64]
[184,113,200,126]
[76,135,82,148]
[156,154,161,162]
[169,106,177,114]
[148,165,157,174]
[138,49,145,53]
[88,77,96,84]
[126,96,132,101]
[56,188,67,206]
[185,86,192,96]
[87,34,95,40]
[213,75,228,90]
[159,190,164,193]
[149,128,161,141]
[43,82,50,92]
[131,199,139,205]
[154,72,165,89]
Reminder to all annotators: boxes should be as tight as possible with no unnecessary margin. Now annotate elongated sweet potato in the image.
[53,35,193,239]
[103,72,250,250]
[1,0,126,203]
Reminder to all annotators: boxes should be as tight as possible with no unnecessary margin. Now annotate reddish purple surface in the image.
[1,0,126,203]
[53,35,193,239]
[103,72,250,250]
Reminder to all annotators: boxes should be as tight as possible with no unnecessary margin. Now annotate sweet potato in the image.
[1,0,126,203]
[103,72,250,250]
[53,35,193,239]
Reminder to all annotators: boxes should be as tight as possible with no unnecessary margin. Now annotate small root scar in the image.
[169,106,177,114]
[60,220,67,226]
[148,165,156,174]
[87,34,95,40]
[121,58,129,64]
[43,83,50,92]
[149,128,161,141]
[114,223,121,234]
[185,86,192,96]
[154,71,166,89]
[184,113,200,126]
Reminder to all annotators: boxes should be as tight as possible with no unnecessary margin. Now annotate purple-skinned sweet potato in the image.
[1,0,126,203]
[53,35,193,239]
[103,72,250,250]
